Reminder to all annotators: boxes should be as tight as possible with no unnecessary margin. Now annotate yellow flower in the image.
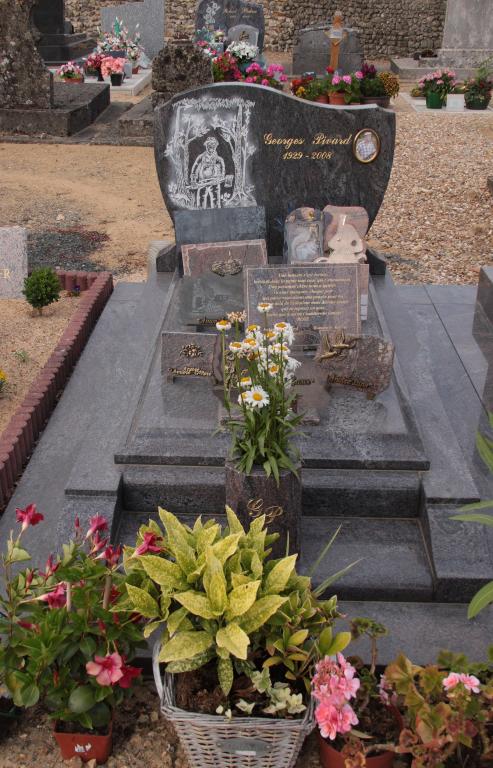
[240,376,252,388]
[246,324,260,334]
[0,369,6,382]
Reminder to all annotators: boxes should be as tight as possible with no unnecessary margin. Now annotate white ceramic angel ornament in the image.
[315,214,366,264]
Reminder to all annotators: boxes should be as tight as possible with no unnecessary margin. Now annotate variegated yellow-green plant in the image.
[123,506,352,702]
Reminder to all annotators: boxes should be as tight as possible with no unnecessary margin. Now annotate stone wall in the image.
[66,0,447,56]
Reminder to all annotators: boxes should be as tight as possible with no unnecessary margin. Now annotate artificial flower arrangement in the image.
[96,17,142,58]
[56,61,84,82]
[211,52,287,89]
[243,62,287,90]
[226,40,259,68]
[417,68,456,103]
[313,618,402,767]
[463,59,493,109]
[101,56,126,78]
[384,650,493,767]
[211,50,243,81]
[216,307,302,481]
[0,507,144,762]
[84,52,104,76]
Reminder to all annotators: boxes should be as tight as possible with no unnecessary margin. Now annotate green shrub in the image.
[23,268,61,314]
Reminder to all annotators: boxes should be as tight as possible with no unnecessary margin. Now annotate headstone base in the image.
[293,24,363,75]
[37,33,96,65]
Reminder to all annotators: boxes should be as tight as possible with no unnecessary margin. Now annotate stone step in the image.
[116,511,434,602]
[121,465,423,518]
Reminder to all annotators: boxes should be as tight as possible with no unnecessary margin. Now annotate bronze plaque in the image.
[315,332,395,397]
[245,264,360,333]
[162,331,218,383]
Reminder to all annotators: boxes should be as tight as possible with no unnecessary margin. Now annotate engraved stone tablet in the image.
[245,264,360,333]
[315,332,395,398]
[178,273,245,330]
[0,227,28,299]
[162,331,218,382]
[182,239,267,278]
[285,208,324,264]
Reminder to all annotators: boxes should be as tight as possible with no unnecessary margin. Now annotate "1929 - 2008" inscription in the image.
[264,132,353,161]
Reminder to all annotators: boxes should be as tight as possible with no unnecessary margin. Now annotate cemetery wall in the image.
[65,0,446,56]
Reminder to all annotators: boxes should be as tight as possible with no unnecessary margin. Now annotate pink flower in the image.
[89,530,108,555]
[342,75,352,84]
[332,75,341,85]
[437,79,444,85]
[460,674,480,693]
[43,554,59,581]
[443,672,461,691]
[261,78,269,86]
[16,503,44,531]
[133,531,163,557]
[316,700,358,740]
[86,652,124,686]
[280,74,288,82]
[97,544,122,568]
[86,515,109,539]
[40,583,66,609]
[354,70,363,80]
[118,663,142,689]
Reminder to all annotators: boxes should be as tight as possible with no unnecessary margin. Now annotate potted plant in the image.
[464,60,492,110]
[1,511,144,765]
[302,77,328,103]
[328,73,361,105]
[226,40,259,73]
[418,68,456,109]
[243,62,288,91]
[123,506,353,768]
[379,71,400,103]
[384,651,493,767]
[101,56,126,86]
[56,61,85,84]
[359,64,389,107]
[212,51,243,82]
[291,74,315,100]
[85,52,105,82]
[313,618,402,768]
[216,313,303,556]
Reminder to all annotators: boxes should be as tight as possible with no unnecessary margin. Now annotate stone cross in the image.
[0,0,53,109]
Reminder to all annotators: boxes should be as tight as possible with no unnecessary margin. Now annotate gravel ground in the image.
[0,682,321,768]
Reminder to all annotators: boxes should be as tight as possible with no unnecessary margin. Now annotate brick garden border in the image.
[0,270,113,512]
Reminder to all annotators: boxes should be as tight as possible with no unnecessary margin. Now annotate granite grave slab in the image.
[245,264,361,333]
[101,0,165,58]
[182,239,267,277]
[0,227,28,299]
[154,84,395,259]
[293,22,363,76]
[162,331,218,382]
[174,206,266,255]
[196,0,265,52]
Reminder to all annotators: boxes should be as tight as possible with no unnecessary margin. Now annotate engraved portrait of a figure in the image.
[163,96,257,210]
[190,136,227,208]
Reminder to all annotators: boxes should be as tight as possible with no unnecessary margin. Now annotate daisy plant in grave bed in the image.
[216,307,303,484]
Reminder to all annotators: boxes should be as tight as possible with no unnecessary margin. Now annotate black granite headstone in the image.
[174,206,266,256]
[33,0,65,34]
[196,0,265,52]
[33,0,94,64]
[154,84,395,260]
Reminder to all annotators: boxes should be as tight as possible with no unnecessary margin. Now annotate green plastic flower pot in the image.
[426,92,444,109]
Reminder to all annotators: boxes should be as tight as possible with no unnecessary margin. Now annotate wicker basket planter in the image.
[153,643,315,768]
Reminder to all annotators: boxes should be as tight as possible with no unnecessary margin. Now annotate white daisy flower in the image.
[239,376,252,388]
[268,363,280,377]
[246,323,260,335]
[270,342,291,357]
[238,390,252,405]
[229,341,243,354]
[273,322,295,345]
[286,356,302,371]
[257,302,273,313]
[242,337,259,353]
[216,320,232,332]
[249,386,270,409]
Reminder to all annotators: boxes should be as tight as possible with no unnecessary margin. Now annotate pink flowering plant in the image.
[0,510,145,732]
[384,649,493,768]
[312,618,401,766]
[101,56,126,77]
[56,61,84,81]
[328,71,362,103]
[418,69,456,100]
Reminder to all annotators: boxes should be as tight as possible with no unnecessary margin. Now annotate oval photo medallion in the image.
[353,129,381,164]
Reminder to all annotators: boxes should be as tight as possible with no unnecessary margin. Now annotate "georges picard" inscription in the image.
[264,132,353,161]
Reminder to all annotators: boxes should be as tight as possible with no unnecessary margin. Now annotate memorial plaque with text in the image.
[0,227,28,299]
[162,331,218,382]
[245,264,360,333]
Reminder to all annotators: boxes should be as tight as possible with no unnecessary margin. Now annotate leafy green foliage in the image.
[23,268,61,313]
[125,507,351,706]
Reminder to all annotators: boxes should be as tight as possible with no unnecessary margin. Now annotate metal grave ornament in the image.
[162,331,218,382]
[315,331,395,398]
[181,239,267,278]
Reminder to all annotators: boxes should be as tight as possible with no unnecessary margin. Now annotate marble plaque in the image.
[315,332,395,398]
[196,0,265,51]
[162,331,218,382]
[323,205,369,246]
[154,84,396,258]
[245,264,360,333]
[0,227,28,299]
[182,239,267,278]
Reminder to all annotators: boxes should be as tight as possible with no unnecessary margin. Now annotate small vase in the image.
[225,460,301,558]
[329,92,346,105]
[316,94,329,104]
[110,73,124,86]
[132,65,140,75]
[97,68,104,82]
[426,91,444,109]
[53,719,113,764]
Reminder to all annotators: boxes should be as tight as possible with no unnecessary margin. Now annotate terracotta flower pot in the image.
[225,460,301,557]
[318,733,395,768]
[63,76,84,84]
[329,92,346,105]
[316,94,329,104]
[53,719,113,765]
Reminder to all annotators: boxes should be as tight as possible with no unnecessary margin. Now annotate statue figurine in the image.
[316,214,366,264]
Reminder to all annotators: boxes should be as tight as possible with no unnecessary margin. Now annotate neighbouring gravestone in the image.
[195,0,265,52]
[182,239,267,277]
[154,83,395,259]
[33,0,94,64]
[162,331,218,382]
[315,331,395,398]
[228,24,259,46]
[437,0,493,67]
[0,0,53,109]
[293,17,363,76]
[174,206,267,256]
[152,40,213,108]
[0,227,28,299]
[101,0,165,59]
[245,264,361,334]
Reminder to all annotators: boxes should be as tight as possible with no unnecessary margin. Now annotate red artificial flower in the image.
[85,515,109,539]
[17,620,37,631]
[40,583,66,609]
[326,66,335,74]
[89,530,108,555]
[118,664,142,689]
[16,503,44,531]
[133,532,163,557]
[86,652,124,686]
